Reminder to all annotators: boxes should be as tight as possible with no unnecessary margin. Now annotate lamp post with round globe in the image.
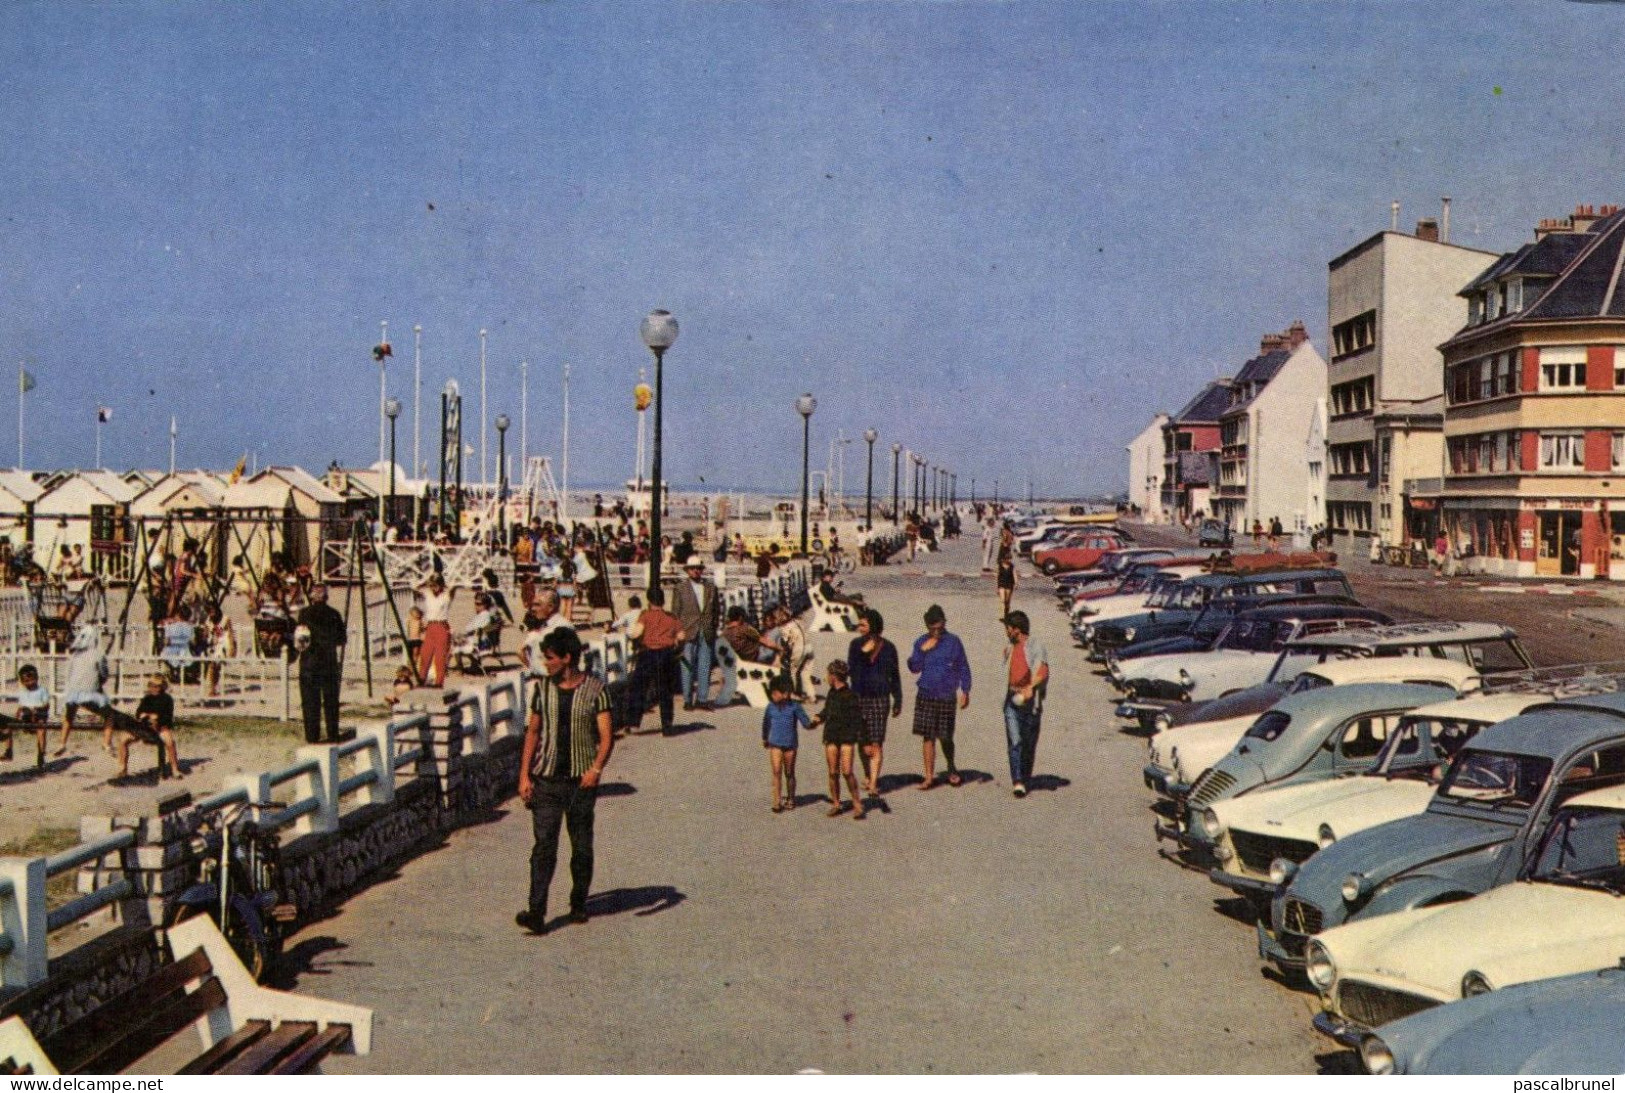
[384,397,401,530]
[863,428,878,530]
[495,413,510,544]
[796,394,817,553]
[891,443,902,526]
[639,310,679,590]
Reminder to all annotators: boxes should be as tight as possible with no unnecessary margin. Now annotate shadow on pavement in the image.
[1211,895,1264,928]
[0,754,86,784]
[659,720,715,737]
[586,884,685,918]
[271,935,368,988]
[596,781,636,798]
[1315,1049,1361,1074]
[1025,773,1071,793]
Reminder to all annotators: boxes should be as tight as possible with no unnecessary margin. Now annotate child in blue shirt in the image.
[761,676,811,813]
[13,663,50,769]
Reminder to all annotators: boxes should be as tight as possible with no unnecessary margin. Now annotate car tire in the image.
[1041,560,1060,576]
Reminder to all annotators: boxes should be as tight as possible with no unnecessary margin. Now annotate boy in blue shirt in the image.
[12,663,49,768]
[761,676,811,813]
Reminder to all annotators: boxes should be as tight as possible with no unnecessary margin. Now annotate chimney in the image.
[1415,218,1439,243]
[1390,200,1400,232]
[1284,320,1309,349]
[1441,196,1451,243]
[1573,204,1602,233]
[1260,333,1285,354]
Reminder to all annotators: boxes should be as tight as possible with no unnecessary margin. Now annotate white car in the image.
[1309,783,1625,1045]
[1206,691,1544,900]
[1144,658,1482,799]
[1071,566,1207,624]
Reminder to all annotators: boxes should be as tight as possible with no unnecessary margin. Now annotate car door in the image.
[1329,712,1405,775]
[1496,740,1625,886]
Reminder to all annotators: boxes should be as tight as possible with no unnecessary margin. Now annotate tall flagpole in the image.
[561,362,571,524]
[479,328,488,488]
[169,416,177,474]
[413,324,422,480]
[95,414,101,470]
[520,358,528,477]
[378,320,389,527]
[16,363,24,468]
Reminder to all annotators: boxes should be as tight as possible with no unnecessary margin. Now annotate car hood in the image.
[1166,718,1254,782]
[1115,634,1208,662]
[1216,775,1436,844]
[1085,600,1183,625]
[1325,883,1621,1004]
[1379,967,1625,1074]
[1289,810,1518,906]
[1162,682,1287,728]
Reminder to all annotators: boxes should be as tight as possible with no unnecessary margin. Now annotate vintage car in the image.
[1082,568,1355,658]
[1205,691,1544,906]
[1357,964,1625,1074]
[1154,681,1454,852]
[1069,565,1211,629]
[1032,529,1130,575]
[1197,518,1233,548]
[1052,548,1175,601]
[1309,782,1625,1047]
[1115,603,1390,705]
[1264,690,1625,972]
[1140,657,1486,799]
[1104,594,1365,680]
[1123,620,1531,734]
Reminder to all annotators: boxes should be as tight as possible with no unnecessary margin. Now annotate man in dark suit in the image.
[671,559,719,710]
[297,583,347,743]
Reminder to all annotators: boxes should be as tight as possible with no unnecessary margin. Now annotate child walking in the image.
[812,660,865,819]
[761,675,811,813]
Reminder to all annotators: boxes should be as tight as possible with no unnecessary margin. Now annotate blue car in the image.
[1263,691,1625,971]
[1359,965,1625,1074]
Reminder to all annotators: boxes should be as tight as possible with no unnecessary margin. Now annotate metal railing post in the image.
[0,857,48,988]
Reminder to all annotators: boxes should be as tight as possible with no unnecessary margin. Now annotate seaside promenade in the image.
[288,532,1326,1074]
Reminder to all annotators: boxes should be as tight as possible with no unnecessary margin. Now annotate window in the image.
[1540,347,1588,391]
[1338,714,1397,761]
[1539,431,1584,470]
[1496,353,1516,396]
[1332,310,1377,359]
[1468,295,1484,326]
[1615,433,1625,471]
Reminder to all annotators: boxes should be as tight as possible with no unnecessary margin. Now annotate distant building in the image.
[1126,414,1169,522]
[1326,216,1498,550]
[1161,380,1231,526]
[1211,322,1327,536]
[1439,204,1625,578]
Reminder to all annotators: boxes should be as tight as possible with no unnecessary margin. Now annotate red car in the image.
[1032,531,1129,575]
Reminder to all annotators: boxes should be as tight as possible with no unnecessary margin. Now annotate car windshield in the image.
[1216,618,1288,653]
[1527,807,1625,893]
[1166,584,1211,609]
[1438,749,1551,809]
[1375,717,1484,780]
[1243,710,1291,743]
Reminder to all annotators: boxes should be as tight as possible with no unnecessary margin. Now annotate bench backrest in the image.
[42,947,223,1074]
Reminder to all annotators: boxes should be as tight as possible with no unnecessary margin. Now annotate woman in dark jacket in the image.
[847,608,902,799]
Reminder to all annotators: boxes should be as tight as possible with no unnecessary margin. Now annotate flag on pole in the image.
[228,452,248,485]
[170,415,177,437]
[96,406,112,423]
[18,370,34,394]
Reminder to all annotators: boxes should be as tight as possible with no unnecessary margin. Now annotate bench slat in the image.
[177,1019,272,1075]
[267,1023,351,1075]
[43,948,213,1069]
[69,977,227,1075]
[214,1020,316,1075]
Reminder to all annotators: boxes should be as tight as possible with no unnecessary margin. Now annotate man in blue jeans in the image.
[673,558,720,709]
[1001,611,1049,797]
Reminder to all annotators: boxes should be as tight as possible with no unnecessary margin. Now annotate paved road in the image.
[291,532,1327,1074]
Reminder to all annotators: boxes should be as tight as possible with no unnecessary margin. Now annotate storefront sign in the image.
[1521,528,1535,549]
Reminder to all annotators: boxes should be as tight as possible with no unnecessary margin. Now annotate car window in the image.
[1462,640,1532,674]
[1244,710,1291,742]
[1439,750,1551,809]
[1219,619,1286,652]
[1528,807,1625,892]
[1337,714,1396,760]
[1283,668,1333,692]
[1552,743,1625,806]
[1313,578,1354,596]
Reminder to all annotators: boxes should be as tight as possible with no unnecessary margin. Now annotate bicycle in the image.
[166,800,296,982]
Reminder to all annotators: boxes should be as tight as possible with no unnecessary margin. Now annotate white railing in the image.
[0,558,812,989]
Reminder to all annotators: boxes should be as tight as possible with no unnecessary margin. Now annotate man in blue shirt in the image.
[907,604,972,789]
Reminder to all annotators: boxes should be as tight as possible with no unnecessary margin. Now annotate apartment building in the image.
[1127,414,1170,521]
[1160,380,1231,526]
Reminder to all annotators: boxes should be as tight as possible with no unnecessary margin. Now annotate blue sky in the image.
[2,0,1622,497]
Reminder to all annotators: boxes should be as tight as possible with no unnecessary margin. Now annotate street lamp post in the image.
[796,394,817,553]
[495,413,510,545]
[863,428,877,529]
[385,397,401,530]
[891,443,901,526]
[639,310,679,590]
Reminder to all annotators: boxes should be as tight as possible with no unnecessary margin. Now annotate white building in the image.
[1126,414,1169,522]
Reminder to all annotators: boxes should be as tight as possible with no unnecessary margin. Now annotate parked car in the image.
[1264,690,1625,972]
[1070,567,1209,635]
[1032,530,1131,576]
[1205,691,1544,908]
[1157,682,1455,853]
[1070,559,1211,623]
[1142,657,1483,801]
[1052,548,1175,601]
[1309,781,1625,1047]
[1356,964,1625,1074]
[1198,518,1233,548]
[1105,594,1365,681]
[1115,603,1391,705]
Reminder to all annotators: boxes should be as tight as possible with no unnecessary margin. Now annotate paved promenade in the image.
[294,533,1325,1073]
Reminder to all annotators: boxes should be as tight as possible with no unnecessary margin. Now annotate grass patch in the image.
[1,827,83,909]
[177,714,305,738]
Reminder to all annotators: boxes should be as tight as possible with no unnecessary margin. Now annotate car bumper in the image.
[1152,817,1210,851]
[1142,762,1184,797]
[1117,698,1172,722]
[1209,867,1279,900]
[1311,1010,1367,1049]
[1256,921,1307,969]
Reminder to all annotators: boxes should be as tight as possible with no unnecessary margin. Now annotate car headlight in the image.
[1213,842,1233,862]
[1359,1035,1395,1076]
[1177,668,1194,688]
[1107,657,1123,681]
[1305,940,1336,991]
[1081,623,1095,640]
[1317,823,1336,849]
[1169,745,1180,774]
[1198,807,1223,839]
[1153,712,1172,732]
[1268,857,1298,885]
[1122,626,1136,642]
[1341,872,1369,904]
[1461,970,1493,998]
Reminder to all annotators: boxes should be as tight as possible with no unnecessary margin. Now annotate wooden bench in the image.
[712,639,779,709]
[0,916,371,1075]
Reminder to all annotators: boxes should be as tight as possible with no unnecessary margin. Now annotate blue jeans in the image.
[1004,694,1042,786]
[681,636,714,705]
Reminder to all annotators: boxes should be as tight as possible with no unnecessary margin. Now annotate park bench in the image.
[0,916,370,1075]
[807,585,859,633]
[712,638,778,709]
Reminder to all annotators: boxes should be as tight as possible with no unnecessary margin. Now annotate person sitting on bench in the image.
[9,663,50,769]
[118,673,182,780]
